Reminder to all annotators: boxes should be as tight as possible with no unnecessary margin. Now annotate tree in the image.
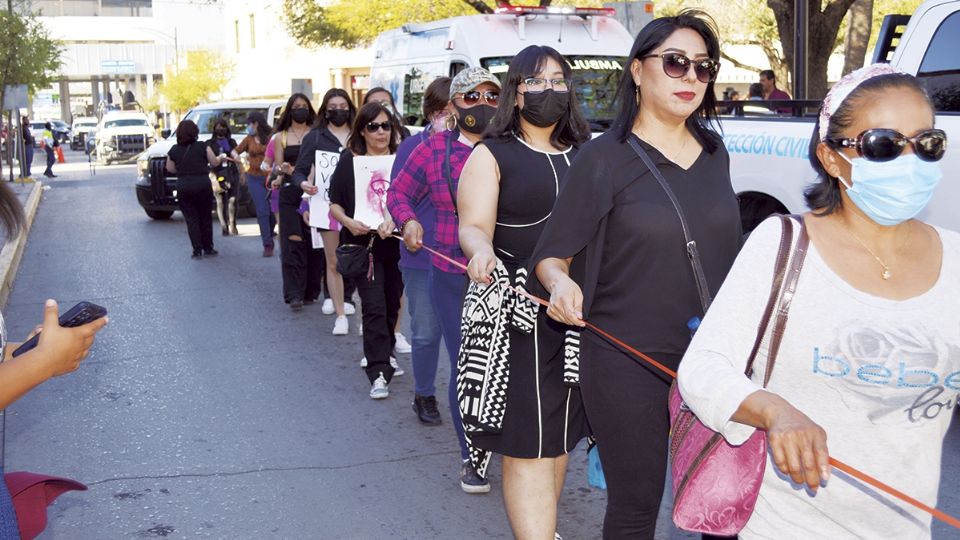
[842,0,873,75]
[283,0,605,49]
[157,50,233,113]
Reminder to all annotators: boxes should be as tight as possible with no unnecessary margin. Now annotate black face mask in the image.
[454,104,496,135]
[519,89,569,128]
[215,129,228,138]
[291,108,310,124]
[326,109,350,127]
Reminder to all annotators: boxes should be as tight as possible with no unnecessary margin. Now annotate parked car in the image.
[70,116,98,151]
[135,99,284,220]
[49,120,70,144]
[95,111,156,165]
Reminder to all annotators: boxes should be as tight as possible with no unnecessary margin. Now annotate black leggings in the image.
[579,335,681,540]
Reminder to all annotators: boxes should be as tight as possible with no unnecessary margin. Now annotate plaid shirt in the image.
[387,129,471,273]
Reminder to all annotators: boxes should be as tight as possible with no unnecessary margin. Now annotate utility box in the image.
[604,1,655,36]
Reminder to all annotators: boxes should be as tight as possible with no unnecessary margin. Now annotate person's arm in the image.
[387,143,431,252]
[165,156,177,175]
[677,217,830,491]
[292,130,319,193]
[235,136,249,155]
[0,300,108,410]
[536,256,584,327]
[205,145,220,167]
[457,144,500,284]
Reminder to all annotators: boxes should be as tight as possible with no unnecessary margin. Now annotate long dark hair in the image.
[805,73,932,215]
[612,9,723,153]
[0,183,25,238]
[210,118,232,140]
[484,45,590,149]
[175,119,199,145]
[347,102,399,156]
[247,111,271,145]
[274,92,315,133]
[316,88,357,130]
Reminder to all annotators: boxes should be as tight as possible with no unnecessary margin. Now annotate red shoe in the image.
[263,245,274,257]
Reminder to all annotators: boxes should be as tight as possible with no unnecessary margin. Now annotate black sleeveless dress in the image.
[469,136,589,459]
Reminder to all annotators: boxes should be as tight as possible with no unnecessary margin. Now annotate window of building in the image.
[234,20,241,54]
[37,0,153,17]
[249,14,256,49]
[918,11,960,113]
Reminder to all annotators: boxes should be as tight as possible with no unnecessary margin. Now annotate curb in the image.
[0,181,43,309]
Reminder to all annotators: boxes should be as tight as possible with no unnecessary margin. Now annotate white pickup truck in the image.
[723,0,959,232]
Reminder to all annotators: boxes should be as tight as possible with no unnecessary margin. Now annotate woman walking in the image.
[166,120,223,259]
[329,102,403,399]
[389,68,502,492]
[237,112,275,257]
[292,88,359,334]
[678,65,956,539]
[274,93,320,310]
[531,11,740,538]
[458,45,591,537]
[207,119,241,237]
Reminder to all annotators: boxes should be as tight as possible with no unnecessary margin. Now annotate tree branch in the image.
[462,0,494,14]
[719,51,764,74]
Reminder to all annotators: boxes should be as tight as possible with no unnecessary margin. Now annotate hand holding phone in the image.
[13,301,108,359]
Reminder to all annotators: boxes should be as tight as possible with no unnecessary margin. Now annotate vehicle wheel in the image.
[145,210,174,220]
[738,192,789,234]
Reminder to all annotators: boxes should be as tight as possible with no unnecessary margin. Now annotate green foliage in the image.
[157,50,234,113]
[0,5,63,107]
[867,0,923,49]
[283,0,607,49]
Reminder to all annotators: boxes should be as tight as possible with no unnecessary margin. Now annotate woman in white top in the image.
[677,65,956,538]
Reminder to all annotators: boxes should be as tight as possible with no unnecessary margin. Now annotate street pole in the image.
[793,0,809,100]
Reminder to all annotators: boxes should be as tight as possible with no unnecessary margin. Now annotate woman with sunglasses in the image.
[677,65,955,539]
[387,68,501,493]
[292,88,359,335]
[457,45,591,539]
[274,93,320,311]
[329,102,404,399]
[530,11,740,538]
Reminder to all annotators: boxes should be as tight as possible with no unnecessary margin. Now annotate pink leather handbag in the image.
[669,215,809,535]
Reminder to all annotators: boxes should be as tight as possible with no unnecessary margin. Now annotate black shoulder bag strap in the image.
[445,129,458,217]
[627,136,713,314]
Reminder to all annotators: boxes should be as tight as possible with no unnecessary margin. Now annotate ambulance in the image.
[369,4,636,130]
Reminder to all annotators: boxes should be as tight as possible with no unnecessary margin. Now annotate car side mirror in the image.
[161,129,171,138]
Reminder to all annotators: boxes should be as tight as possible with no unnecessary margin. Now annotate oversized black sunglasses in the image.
[365,121,393,133]
[642,52,720,83]
[826,128,947,162]
[458,90,500,107]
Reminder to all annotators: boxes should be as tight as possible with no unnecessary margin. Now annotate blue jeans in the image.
[245,173,274,247]
[400,266,442,397]
[43,146,54,176]
[429,267,469,460]
[24,144,34,175]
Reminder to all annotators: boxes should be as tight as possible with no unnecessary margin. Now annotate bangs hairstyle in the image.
[484,45,590,149]
[316,88,357,130]
[347,102,400,155]
[422,77,452,123]
[274,92,316,133]
[613,9,723,153]
[247,111,272,145]
[805,73,933,215]
[175,119,199,145]
[363,87,394,105]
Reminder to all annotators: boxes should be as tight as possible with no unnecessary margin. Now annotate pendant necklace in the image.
[842,214,910,280]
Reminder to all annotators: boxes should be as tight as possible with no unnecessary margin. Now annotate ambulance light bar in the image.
[493,5,617,17]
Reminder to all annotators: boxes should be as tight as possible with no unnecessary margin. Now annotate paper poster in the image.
[352,154,396,228]
[308,150,342,230]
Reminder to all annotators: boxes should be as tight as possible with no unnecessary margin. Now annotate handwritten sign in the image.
[309,150,342,230]
[353,154,396,228]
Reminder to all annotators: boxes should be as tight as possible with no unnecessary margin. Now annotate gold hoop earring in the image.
[445,114,458,131]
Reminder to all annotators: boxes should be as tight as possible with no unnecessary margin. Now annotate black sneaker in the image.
[459,461,491,494]
[204,248,218,256]
[289,298,303,311]
[191,250,202,260]
[413,394,442,425]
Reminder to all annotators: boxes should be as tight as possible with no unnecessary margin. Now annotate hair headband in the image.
[818,63,905,142]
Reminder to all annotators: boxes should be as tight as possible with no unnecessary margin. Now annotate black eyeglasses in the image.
[364,121,393,133]
[826,128,947,162]
[458,90,500,107]
[642,53,720,83]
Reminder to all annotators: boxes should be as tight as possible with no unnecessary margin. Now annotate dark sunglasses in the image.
[459,90,500,107]
[642,52,720,83]
[826,128,947,162]
[364,121,393,133]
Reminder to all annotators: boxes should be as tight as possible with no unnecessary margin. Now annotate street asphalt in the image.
[1,148,958,539]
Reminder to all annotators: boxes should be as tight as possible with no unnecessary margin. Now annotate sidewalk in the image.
[0,180,42,308]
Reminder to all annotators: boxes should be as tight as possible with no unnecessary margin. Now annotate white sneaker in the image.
[394,332,412,354]
[332,315,349,335]
[360,356,368,368]
[390,356,404,376]
[344,302,356,315]
[321,298,335,315]
[370,373,389,399]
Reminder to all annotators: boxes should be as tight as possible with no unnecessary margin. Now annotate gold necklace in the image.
[637,128,687,163]
[841,215,911,280]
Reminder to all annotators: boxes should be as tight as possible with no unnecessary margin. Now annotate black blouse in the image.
[328,152,399,259]
[168,142,210,177]
[528,131,742,355]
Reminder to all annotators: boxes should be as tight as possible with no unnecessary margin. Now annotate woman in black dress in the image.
[328,102,403,400]
[272,93,320,310]
[532,11,742,538]
[166,120,223,259]
[207,118,241,237]
[458,45,591,539]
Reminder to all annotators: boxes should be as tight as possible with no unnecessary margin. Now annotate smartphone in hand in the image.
[11,301,108,358]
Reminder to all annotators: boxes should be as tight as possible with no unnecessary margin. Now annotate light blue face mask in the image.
[837,152,943,226]
[247,125,256,136]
